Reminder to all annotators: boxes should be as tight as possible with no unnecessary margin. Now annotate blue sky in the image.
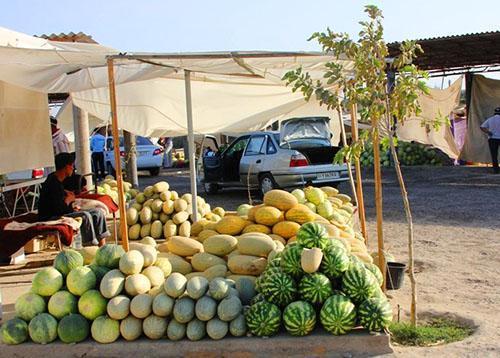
[1,0,499,52]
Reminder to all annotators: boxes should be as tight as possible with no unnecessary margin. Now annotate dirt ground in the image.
[2,166,499,357]
[145,165,500,357]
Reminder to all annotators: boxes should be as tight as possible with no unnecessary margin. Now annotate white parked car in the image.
[105,136,164,176]
[200,117,349,195]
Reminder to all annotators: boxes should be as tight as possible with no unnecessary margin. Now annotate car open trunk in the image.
[280,116,340,165]
[296,146,340,165]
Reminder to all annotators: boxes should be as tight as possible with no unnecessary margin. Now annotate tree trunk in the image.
[371,124,386,291]
[386,123,417,326]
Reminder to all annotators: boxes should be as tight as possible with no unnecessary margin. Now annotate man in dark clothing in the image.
[38,153,109,246]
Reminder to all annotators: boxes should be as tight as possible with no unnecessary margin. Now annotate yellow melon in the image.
[263,189,298,211]
[285,204,315,224]
[272,221,301,239]
[215,216,247,235]
[242,224,272,235]
[254,206,282,226]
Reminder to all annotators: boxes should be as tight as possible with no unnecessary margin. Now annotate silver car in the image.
[201,117,349,195]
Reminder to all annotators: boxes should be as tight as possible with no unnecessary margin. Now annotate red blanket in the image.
[0,213,74,258]
[77,193,119,213]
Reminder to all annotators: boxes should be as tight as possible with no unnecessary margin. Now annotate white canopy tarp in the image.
[0,81,53,174]
[396,77,462,159]
[461,75,500,163]
[71,73,342,144]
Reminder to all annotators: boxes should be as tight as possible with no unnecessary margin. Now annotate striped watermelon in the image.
[245,301,281,337]
[296,223,329,249]
[320,245,350,278]
[261,272,297,307]
[250,293,266,305]
[342,265,378,303]
[364,263,384,286]
[298,273,333,305]
[280,244,304,278]
[283,301,316,336]
[267,256,282,269]
[320,294,357,335]
[358,297,392,331]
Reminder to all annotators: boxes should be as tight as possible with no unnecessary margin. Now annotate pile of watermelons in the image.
[360,141,451,167]
[245,222,392,337]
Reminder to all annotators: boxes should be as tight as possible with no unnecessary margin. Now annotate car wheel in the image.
[149,167,160,176]
[259,173,277,196]
[203,182,219,195]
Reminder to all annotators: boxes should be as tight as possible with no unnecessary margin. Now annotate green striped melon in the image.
[261,271,297,307]
[280,244,303,278]
[320,294,357,335]
[364,263,384,286]
[250,293,266,305]
[298,273,333,305]
[320,245,350,278]
[342,265,378,303]
[53,249,84,276]
[296,222,329,249]
[283,301,316,336]
[358,297,392,332]
[57,313,90,343]
[245,301,281,337]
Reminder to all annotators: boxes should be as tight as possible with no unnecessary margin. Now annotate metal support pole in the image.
[123,131,138,188]
[107,58,129,250]
[184,70,198,222]
[72,106,93,189]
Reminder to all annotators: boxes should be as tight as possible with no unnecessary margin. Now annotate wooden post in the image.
[349,105,368,242]
[72,106,93,190]
[184,70,198,222]
[372,122,386,290]
[124,131,138,188]
[107,58,129,251]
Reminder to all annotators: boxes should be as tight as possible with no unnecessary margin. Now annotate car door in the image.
[221,136,250,182]
[239,135,266,186]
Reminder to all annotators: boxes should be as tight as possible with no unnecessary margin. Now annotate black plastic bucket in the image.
[386,262,406,290]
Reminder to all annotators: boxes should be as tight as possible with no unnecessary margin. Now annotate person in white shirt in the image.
[480,107,500,174]
[50,116,70,155]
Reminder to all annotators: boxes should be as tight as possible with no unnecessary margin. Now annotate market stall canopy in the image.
[0,81,53,174]
[0,27,119,92]
[71,72,343,144]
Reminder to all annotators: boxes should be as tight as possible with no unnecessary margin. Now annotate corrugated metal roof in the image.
[388,31,500,71]
[37,32,97,44]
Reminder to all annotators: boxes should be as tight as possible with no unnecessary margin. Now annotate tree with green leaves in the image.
[283,5,438,326]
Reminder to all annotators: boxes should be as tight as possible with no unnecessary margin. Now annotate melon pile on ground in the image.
[0,244,250,344]
[97,176,137,204]
[245,222,393,337]
[125,180,224,241]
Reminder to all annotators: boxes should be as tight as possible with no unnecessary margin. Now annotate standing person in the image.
[90,128,106,180]
[158,137,173,168]
[480,107,500,174]
[50,116,70,155]
[38,153,110,246]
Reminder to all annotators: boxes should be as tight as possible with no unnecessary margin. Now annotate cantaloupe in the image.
[167,236,203,257]
[272,221,301,239]
[285,204,316,224]
[215,216,246,235]
[254,206,282,226]
[263,189,299,211]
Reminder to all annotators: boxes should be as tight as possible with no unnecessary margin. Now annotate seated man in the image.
[38,153,110,246]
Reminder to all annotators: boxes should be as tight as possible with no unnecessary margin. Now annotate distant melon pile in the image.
[124,181,225,242]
